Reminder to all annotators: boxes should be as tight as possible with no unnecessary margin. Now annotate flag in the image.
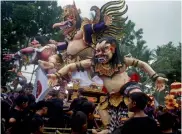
[32,67,49,102]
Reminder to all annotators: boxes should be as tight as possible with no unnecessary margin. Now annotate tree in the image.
[152,42,181,84]
[1,1,63,86]
[120,20,154,83]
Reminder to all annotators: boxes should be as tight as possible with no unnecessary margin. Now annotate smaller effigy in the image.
[165,82,182,111]
[170,82,182,96]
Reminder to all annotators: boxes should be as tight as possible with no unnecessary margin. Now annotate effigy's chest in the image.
[67,39,86,55]
[103,72,130,93]
[38,48,55,61]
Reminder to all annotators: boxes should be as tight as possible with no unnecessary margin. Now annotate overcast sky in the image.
[57,0,181,49]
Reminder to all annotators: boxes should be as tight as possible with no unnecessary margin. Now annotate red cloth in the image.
[102,86,108,93]
[130,73,140,82]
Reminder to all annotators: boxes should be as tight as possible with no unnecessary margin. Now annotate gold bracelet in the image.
[134,61,139,67]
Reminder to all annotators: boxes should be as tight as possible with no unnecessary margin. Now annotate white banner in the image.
[32,67,49,102]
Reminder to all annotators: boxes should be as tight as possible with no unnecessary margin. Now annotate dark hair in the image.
[78,88,84,96]
[71,111,87,132]
[95,37,124,66]
[27,94,35,105]
[47,90,59,98]
[75,100,95,116]
[129,92,148,110]
[31,36,49,46]
[15,95,29,106]
[35,100,49,110]
[157,112,175,131]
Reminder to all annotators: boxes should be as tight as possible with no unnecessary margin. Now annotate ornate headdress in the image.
[93,0,128,41]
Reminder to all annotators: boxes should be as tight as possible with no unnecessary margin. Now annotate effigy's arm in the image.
[82,22,107,44]
[57,42,68,51]
[47,59,92,87]
[124,57,168,91]
[92,22,107,33]
[20,47,35,54]
[3,47,35,61]
[57,59,92,76]
[124,57,156,77]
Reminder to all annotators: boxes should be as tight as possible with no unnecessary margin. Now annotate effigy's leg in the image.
[92,109,110,134]
[38,55,62,70]
[98,109,110,127]
[38,60,55,69]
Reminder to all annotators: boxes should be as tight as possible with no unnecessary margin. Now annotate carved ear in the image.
[111,43,116,48]
[110,44,116,53]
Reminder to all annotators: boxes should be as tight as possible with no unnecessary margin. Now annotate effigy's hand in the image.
[104,14,112,26]
[155,76,168,92]
[92,129,98,134]
[3,54,15,61]
[49,39,57,44]
[38,60,55,70]
[52,23,62,29]
[47,74,59,87]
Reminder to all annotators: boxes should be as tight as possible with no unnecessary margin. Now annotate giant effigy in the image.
[3,0,168,133]
[38,1,115,89]
[45,0,168,133]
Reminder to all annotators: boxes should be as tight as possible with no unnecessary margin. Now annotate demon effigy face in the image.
[95,40,115,64]
[95,37,118,64]
[61,5,77,35]
[94,37,123,77]
[53,3,81,37]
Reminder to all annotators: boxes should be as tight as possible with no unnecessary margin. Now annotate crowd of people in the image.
[1,86,181,134]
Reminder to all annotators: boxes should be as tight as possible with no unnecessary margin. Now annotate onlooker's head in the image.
[81,101,95,120]
[36,100,49,115]
[15,95,29,109]
[46,90,59,100]
[74,100,95,121]
[71,111,87,134]
[78,88,84,97]
[128,92,148,112]
[157,112,175,133]
[58,91,66,99]
[27,94,36,105]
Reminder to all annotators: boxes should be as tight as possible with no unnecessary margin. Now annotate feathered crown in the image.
[91,0,128,41]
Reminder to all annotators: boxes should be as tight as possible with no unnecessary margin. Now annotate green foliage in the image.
[152,42,181,83]
[121,19,181,87]
[1,1,63,86]
[120,20,153,82]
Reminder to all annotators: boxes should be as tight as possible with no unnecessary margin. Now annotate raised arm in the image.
[56,42,68,51]
[124,57,168,91]
[3,47,35,61]
[47,59,92,87]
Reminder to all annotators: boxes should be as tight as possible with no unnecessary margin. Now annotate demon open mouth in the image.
[96,56,108,63]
